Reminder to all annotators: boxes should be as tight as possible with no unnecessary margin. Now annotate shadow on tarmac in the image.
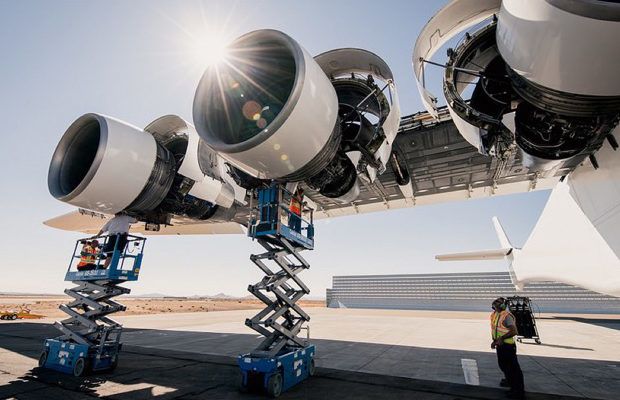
[547,316,620,331]
[531,342,593,351]
[0,322,615,400]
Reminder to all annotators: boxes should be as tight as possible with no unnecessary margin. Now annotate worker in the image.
[491,297,525,398]
[93,212,137,269]
[76,240,98,271]
[288,187,304,233]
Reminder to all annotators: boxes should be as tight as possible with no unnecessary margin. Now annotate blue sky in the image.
[0,1,550,296]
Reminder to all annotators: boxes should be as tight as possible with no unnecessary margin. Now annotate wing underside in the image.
[44,209,244,235]
[303,107,578,219]
[45,108,585,234]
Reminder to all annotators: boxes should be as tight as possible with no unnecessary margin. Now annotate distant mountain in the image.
[210,293,233,299]
[129,293,168,298]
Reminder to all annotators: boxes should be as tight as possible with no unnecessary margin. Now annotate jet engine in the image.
[193,29,401,202]
[413,0,620,173]
[48,113,243,224]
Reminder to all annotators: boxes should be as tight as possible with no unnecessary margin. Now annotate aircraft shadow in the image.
[0,321,618,400]
[547,316,620,331]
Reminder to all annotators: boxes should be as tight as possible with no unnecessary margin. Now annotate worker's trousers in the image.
[496,343,524,392]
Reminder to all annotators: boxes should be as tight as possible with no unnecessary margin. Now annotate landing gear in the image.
[39,234,145,376]
[239,184,316,397]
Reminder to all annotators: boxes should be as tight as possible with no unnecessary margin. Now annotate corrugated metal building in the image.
[327,272,620,313]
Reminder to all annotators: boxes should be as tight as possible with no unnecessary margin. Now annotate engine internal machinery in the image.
[444,22,620,171]
[192,29,401,202]
[414,0,620,173]
[48,113,239,224]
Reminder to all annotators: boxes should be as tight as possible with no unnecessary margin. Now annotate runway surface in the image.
[1,308,619,399]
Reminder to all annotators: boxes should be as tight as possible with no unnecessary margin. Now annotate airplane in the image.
[44,0,620,298]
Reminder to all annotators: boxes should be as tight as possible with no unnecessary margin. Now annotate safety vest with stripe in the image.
[78,245,96,267]
[290,196,302,216]
[490,310,516,344]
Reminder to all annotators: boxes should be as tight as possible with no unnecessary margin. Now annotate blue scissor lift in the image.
[239,184,316,397]
[39,234,146,377]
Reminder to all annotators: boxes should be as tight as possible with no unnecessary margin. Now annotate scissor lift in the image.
[239,184,316,397]
[39,234,145,376]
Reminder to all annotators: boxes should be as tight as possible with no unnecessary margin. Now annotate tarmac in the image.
[1,308,619,399]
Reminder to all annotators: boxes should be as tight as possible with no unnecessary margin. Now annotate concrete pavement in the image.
[1,308,618,399]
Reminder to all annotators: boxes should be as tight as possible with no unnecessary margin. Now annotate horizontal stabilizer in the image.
[435,249,512,261]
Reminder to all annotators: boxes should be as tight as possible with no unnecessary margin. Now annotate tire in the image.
[109,355,119,372]
[535,339,541,344]
[0,315,5,320]
[308,358,316,377]
[38,351,48,368]
[10,314,17,320]
[266,372,283,398]
[73,357,87,377]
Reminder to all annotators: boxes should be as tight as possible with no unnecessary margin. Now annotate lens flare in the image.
[191,33,230,68]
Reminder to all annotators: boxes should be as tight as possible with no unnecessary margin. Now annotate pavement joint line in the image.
[525,355,587,398]
[355,343,398,371]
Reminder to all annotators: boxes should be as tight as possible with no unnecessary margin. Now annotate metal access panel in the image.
[41,339,90,374]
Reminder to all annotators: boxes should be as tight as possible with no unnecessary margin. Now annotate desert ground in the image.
[0,295,325,318]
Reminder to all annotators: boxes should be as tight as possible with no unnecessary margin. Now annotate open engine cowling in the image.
[193,29,401,202]
[48,113,241,223]
[413,0,620,173]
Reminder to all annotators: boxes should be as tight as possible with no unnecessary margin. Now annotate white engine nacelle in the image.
[48,113,243,222]
[413,0,620,173]
[193,29,401,202]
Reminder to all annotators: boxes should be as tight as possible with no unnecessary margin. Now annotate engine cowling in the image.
[413,0,620,173]
[193,29,340,181]
[193,29,401,202]
[48,113,241,223]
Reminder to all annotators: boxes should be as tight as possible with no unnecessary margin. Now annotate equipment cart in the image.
[507,296,541,344]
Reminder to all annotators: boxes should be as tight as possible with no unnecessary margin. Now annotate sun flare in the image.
[191,33,230,68]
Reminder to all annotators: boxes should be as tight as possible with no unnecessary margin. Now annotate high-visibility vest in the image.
[290,195,302,216]
[77,245,96,267]
[490,310,516,344]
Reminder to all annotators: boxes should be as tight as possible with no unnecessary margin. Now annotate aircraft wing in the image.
[304,108,577,219]
[44,209,244,235]
[45,109,583,233]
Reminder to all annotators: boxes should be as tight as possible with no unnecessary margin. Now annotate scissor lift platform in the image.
[39,234,145,376]
[241,184,315,397]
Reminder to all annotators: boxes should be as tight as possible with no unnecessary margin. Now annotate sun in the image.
[192,33,230,68]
